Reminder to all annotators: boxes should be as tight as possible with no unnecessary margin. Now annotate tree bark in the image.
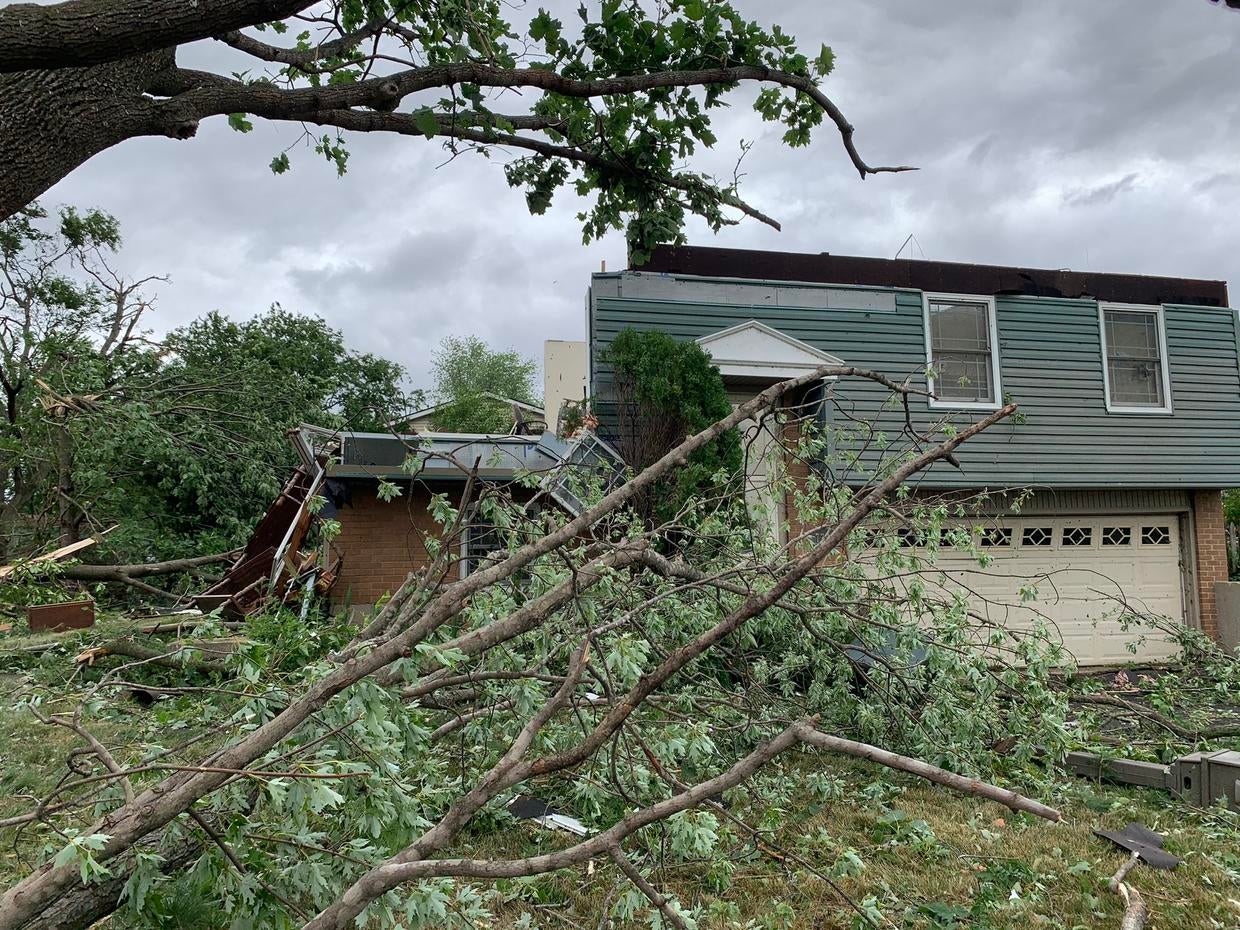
[20,833,201,930]
[0,0,314,73]
[0,51,195,221]
[52,420,79,547]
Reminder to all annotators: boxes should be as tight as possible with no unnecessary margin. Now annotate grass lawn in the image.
[465,754,1240,930]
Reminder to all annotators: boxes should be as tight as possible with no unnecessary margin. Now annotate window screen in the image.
[928,299,995,403]
[1103,308,1166,408]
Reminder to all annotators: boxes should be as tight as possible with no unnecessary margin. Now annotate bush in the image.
[605,328,741,525]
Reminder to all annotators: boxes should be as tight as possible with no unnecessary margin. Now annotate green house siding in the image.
[589,274,1240,489]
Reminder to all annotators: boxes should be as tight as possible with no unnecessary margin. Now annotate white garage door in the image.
[908,515,1186,665]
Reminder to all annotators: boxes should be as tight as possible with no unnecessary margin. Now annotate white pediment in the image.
[696,321,844,381]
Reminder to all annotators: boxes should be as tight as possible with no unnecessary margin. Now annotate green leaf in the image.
[269,153,291,175]
[683,0,705,21]
[227,113,254,134]
[815,44,835,76]
[529,10,554,41]
[412,108,439,139]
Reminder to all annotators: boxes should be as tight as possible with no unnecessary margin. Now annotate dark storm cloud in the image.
[37,0,1240,389]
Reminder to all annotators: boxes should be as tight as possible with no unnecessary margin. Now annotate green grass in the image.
[469,756,1240,929]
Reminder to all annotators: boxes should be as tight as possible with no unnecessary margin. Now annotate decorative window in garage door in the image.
[1141,525,1171,545]
[980,527,1012,547]
[1022,526,1053,547]
[1102,526,1133,546]
[1062,526,1093,547]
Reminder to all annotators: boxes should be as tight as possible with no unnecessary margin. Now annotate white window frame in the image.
[922,292,1002,411]
[1098,302,1173,415]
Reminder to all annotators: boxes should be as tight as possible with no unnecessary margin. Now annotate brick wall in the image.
[1193,490,1228,642]
[331,482,440,606]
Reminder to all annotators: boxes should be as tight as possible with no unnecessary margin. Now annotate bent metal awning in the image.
[294,424,625,516]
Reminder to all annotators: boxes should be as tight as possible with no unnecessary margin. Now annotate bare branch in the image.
[793,725,1062,823]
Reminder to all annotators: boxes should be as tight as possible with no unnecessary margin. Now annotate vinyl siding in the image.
[589,273,1240,489]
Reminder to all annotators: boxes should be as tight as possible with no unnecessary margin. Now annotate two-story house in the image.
[581,245,1240,665]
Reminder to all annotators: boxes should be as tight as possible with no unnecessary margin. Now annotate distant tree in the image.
[605,327,740,524]
[0,0,911,255]
[429,335,539,433]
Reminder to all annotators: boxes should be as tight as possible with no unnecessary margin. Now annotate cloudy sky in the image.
[42,0,1240,391]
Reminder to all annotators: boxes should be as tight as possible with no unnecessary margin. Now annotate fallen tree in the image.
[51,550,239,600]
[0,366,1079,930]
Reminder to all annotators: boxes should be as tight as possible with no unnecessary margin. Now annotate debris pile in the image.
[194,459,340,618]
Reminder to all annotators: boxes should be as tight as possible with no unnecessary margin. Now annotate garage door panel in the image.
[905,515,1184,665]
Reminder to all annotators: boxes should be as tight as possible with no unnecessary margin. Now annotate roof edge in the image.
[632,245,1229,308]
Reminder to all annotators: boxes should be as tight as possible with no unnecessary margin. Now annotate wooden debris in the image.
[28,600,95,632]
[194,464,339,617]
[0,527,114,580]
[73,638,237,673]
[74,646,111,667]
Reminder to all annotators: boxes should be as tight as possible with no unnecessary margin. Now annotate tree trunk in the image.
[52,421,78,547]
[20,833,202,930]
[0,50,194,221]
[0,0,314,73]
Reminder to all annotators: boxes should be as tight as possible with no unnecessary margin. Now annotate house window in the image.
[1141,526,1171,545]
[462,520,504,577]
[923,294,1000,408]
[1101,526,1132,547]
[1099,304,1172,413]
[1062,526,1093,547]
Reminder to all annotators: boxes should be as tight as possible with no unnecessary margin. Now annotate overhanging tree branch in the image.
[300,109,783,230]
[146,62,916,180]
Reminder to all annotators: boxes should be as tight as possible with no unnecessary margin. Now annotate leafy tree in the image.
[0,202,159,557]
[428,335,538,433]
[0,0,912,254]
[109,306,412,558]
[606,327,740,524]
[0,205,413,565]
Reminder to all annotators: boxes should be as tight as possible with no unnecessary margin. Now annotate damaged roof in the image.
[633,244,1229,307]
[328,431,565,481]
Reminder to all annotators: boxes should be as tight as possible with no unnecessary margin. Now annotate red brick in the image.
[1193,490,1226,643]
